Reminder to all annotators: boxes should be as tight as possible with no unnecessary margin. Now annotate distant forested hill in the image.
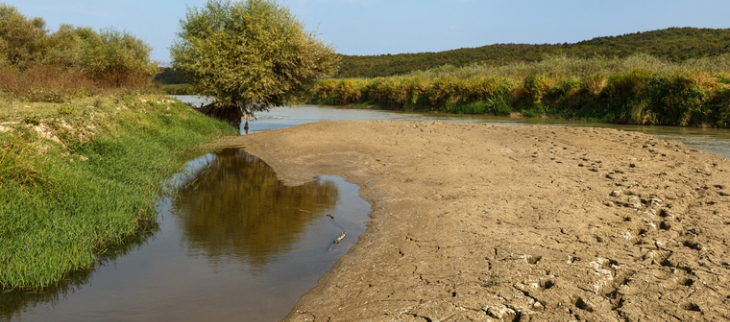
[336,27,730,78]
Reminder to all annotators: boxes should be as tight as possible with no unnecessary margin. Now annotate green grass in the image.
[0,93,236,290]
[159,84,198,95]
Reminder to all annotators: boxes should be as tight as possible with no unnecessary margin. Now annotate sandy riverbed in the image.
[215,121,730,322]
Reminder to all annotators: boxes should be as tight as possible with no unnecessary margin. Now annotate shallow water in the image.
[169,96,730,159]
[1,149,370,322]
[241,104,730,158]
[5,98,730,322]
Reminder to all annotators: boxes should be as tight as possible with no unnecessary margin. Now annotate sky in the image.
[9,0,730,62]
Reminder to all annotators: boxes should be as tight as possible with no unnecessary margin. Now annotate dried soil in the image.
[216,121,730,322]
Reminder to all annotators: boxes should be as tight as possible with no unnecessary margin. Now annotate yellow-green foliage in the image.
[0,94,236,290]
[0,4,46,68]
[0,4,157,94]
[310,55,730,127]
[171,0,339,118]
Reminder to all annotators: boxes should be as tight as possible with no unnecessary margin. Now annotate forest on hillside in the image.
[336,27,730,78]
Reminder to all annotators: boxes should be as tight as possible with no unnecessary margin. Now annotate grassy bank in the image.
[159,84,198,95]
[310,55,730,127]
[0,92,236,290]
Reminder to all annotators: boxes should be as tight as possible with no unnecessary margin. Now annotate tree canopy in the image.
[171,0,339,127]
[0,4,47,68]
[0,3,156,87]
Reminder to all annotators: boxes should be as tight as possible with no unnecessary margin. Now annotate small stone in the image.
[610,190,622,197]
[646,221,657,231]
[485,305,516,320]
[628,196,642,208]
[643,250,658,260]
[651,198,664,206]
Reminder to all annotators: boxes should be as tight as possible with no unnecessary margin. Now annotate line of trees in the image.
[337,27,730,78]
[0,4,156,90]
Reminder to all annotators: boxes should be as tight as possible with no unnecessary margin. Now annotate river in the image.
[2,97,728,322]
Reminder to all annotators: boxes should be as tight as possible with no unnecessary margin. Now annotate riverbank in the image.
[219,121,730,321]
[310,55,730,128]
[0,94,235,290]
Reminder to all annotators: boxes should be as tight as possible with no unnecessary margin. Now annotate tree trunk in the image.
[196,103,243,129]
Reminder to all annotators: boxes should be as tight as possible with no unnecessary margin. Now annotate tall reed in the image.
[309,54,730,127]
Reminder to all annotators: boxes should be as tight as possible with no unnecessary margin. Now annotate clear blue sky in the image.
[9,0,730,62]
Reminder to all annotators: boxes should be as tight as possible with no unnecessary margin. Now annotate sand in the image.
[215,121,730,322]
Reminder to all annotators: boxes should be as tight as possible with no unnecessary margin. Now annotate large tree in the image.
[171,0,339,128]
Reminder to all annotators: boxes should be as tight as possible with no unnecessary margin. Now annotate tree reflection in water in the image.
[172,148,339,267]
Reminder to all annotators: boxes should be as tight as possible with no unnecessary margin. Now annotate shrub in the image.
[0,4,157,98]
[0,4,47,68]
[648,73,709,126]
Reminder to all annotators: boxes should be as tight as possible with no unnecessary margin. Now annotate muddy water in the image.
[171,96,730,159]
[243,104,730,158]
[5,98,730,322]
[1,149,370,322]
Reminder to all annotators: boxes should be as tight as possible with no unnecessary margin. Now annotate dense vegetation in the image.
[0,4,237,292]
[0,94,235,291]
[337,27,730,78]
[171,0,339,127]
[311,54,730,127]
[0,4,157,102]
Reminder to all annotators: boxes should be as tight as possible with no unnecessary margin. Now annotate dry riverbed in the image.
[216,121,730,322]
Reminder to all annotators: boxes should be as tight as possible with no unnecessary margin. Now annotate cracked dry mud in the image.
[216,121,730,322]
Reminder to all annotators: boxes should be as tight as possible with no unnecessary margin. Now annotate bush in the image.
[80,28,156,88]
[0,4,46,68]
[0,4,157,99]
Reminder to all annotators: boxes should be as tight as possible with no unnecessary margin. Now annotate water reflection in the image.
[173,149,339,267]
[2,149,370,322]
